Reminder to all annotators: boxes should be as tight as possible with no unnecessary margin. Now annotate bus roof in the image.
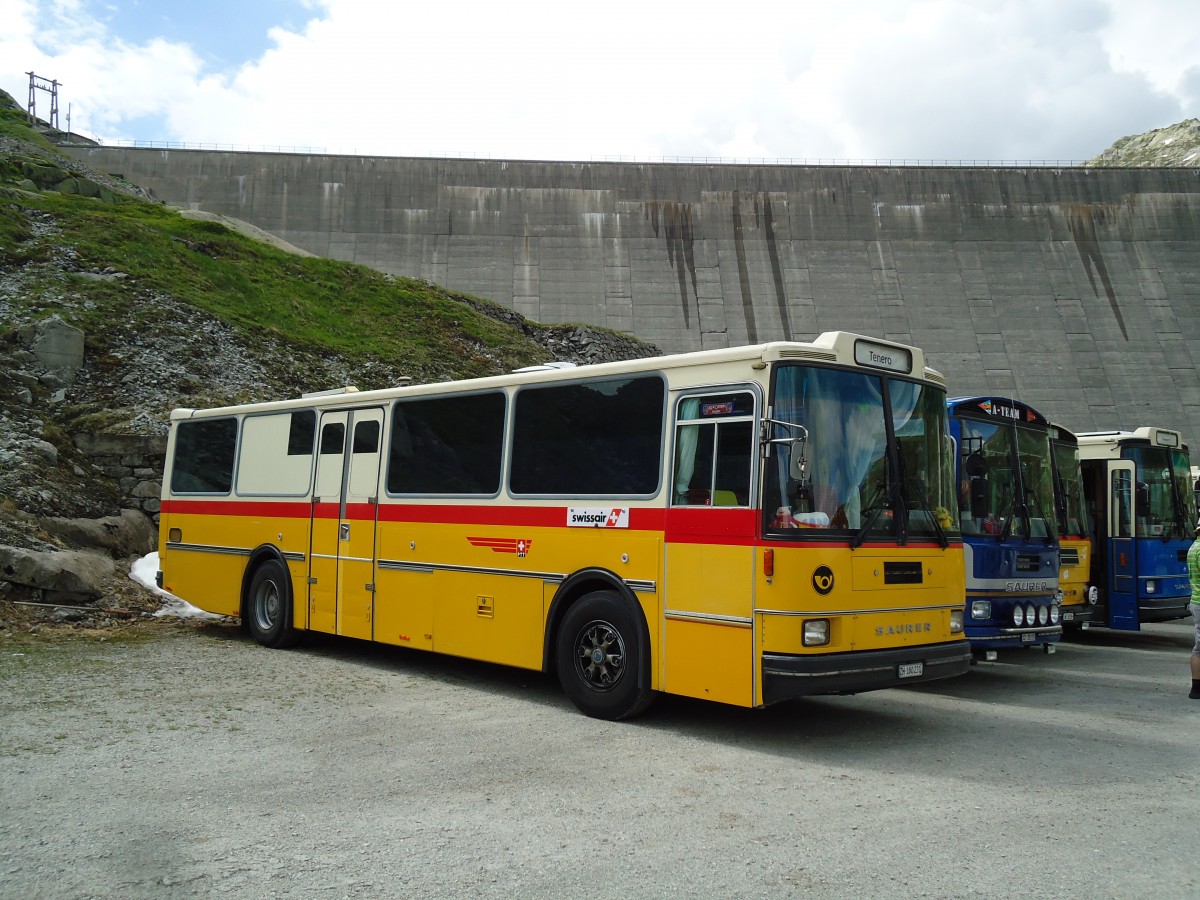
[1076,427,1187,449]
[1076,427,1190,459]
[168,331,944,421]
[946,396,1049,428]
[1047,421,1080,446]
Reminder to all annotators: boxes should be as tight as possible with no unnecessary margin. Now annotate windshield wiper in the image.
[911,481,950,549]
[996,489,1016,542]
[1167,471,1188,541]
[1023,486,1056,546]
[850,481,890,550]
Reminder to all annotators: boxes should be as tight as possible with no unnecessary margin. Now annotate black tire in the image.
[245,559,301,648]
[555,590,655,720]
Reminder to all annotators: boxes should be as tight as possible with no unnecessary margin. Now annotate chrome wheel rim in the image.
[253,579,281,632]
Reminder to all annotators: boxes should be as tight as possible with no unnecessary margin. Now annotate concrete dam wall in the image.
[67,147,1200,448]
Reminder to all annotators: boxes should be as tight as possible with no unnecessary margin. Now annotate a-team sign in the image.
[567,507,630,528]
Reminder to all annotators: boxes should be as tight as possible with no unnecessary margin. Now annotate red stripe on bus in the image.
[375,504,669,530]
[161,499,312,518]
[161,498,952,550]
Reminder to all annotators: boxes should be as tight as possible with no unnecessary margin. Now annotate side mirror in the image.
[789,439,809,485]
[970,478,989,519]
[1136,481,1149,513]
[965,451,988,478]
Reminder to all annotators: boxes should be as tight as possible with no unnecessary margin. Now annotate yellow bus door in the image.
[309,412,348,634]
[338,409,383,641]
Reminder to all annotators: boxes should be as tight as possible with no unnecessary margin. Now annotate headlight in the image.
[803,619,830,646]
[1025,604,1037,626]
[1012,604,1025,626]
[1037,605,1049,625]
[1087,585,1099,605]
[1049,604,1061,625]
[971,600,992,620]
[1145,580,1156,595]
[950,609,964,633]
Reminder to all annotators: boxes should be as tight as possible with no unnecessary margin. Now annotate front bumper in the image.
[761,641,972,704]
[1059,605,1096,627]
[966,624,1062,650]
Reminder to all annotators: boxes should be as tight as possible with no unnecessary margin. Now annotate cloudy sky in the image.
[3,0,1198,163]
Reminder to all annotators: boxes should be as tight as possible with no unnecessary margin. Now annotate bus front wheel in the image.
[245,559,300,649]
[555,590,655,720]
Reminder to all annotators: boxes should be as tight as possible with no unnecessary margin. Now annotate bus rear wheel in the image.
[246,559,300,649]
[555,590,655,720]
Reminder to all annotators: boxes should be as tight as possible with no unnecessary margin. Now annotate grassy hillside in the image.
[0,88,654,536]
[1,103,572,389]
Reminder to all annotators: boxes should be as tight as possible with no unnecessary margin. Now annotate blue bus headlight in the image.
[1049,604,1061,625]
[1012,604,1025,626]
[803,619,830,646]
[1037,605,1049,625]
[1025,603,1037,626]
[971,600,992,620]
[950,610,964,633]
[1145,580,1156,594]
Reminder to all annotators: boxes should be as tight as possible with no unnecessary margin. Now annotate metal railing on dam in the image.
[83,138,1088,168]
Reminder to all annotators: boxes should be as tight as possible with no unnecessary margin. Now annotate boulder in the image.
[0,545,116,602]
[17,315,84,381]
[36,508,157,559]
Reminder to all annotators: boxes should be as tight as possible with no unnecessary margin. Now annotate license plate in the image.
[1021,633,1035,642]
[897,662,924,679]
[1062,611,1074,621]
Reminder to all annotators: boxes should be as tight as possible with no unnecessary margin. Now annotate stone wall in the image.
[71,433,166,521]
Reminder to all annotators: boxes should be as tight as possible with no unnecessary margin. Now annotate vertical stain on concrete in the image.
[762,195,793,340]
[1068,205,1128,340]
[732,191,759,343]
[645,201,697,328]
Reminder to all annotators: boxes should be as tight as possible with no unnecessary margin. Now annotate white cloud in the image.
[2,0,1198,161]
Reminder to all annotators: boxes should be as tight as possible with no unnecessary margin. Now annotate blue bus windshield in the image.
[1125,446,1196,539]
[958,419,1056,541]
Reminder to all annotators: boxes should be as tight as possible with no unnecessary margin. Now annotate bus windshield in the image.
[764,365,958,542]
[958,420,1055,541]
[1126,446,1197,539]
[1050,442,1092,538]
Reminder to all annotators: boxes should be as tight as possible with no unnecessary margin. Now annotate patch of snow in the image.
[130,552,222,619]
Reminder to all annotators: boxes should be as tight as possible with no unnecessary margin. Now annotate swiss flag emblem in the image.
[606,509,625,527]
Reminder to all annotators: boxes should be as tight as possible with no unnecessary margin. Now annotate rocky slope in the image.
[1086,118,1200,167]
[0,89,657,628]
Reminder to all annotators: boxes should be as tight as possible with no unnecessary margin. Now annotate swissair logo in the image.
[567,507,630,528]
[467,536,532,557]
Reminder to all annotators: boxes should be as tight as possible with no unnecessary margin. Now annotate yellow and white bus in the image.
[1048,422,1096,628]
[157,332,970,719]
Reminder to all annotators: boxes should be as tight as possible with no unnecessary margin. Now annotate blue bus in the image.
[948,397,1062,659]
[1076,428,1196,630]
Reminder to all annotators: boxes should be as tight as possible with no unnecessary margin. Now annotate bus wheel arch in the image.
[241,548,301,649]
[548,571,655,720]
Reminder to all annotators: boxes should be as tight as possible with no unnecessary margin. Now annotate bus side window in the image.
[672,394,754,507]
[714,420,753,505]
[320,422,345,456]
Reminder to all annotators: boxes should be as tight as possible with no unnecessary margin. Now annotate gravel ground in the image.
[1,617,1198,899]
